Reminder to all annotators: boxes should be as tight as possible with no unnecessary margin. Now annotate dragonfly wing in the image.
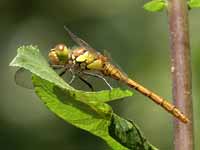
[103,49,128,77]
[14,68,34,89]
[64,26,97,53]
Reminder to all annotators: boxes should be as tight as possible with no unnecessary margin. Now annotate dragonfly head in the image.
[48,44,71,65]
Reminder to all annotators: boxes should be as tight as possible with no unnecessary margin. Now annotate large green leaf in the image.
[9,45,158,150]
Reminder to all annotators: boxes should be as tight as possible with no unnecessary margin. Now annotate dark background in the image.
[1,0,199,150]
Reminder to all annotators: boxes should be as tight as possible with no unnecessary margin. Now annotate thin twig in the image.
[167,0,194,150]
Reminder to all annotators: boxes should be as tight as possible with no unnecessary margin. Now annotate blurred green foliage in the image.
[1,0,200,150]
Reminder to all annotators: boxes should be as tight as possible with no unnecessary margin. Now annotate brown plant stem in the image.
[167,0,194,150]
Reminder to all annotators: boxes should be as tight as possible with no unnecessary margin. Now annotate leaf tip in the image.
[9,45,39,67]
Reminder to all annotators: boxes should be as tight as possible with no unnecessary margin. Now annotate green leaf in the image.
[188,0,200,8]
[10,45,158,150]
[143,0,166,12]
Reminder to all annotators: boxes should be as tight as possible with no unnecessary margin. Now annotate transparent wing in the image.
[64,26,97,53]
[103,49,128,77]
[103,49,112,61]
[14,68,34,89]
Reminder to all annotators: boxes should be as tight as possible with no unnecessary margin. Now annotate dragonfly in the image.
[16,26,189,124]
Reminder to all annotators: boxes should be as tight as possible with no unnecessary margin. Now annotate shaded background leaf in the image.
[109,114,158,150]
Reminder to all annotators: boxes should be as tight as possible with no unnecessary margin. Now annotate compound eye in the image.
[55,44,66,51]
[48,50,59,65]
[49,43,70,65]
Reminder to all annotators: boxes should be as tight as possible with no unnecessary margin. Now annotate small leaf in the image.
[144,0,166,12]
[109,114,158,150]
[188,0,200,8]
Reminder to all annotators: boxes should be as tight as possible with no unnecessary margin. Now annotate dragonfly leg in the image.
[59,69,67,76]
[82,71,112,90]
[58,65,71,77]
[68,69,76,85]
[51,64,67,76]
[57,66,76,84]
[78,75,94,91]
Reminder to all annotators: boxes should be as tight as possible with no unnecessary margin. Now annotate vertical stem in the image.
[167,0,194,150]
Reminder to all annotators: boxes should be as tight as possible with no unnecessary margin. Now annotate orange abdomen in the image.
[103,63,189,123]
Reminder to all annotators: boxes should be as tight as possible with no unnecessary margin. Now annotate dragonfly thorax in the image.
[70,48,108,71]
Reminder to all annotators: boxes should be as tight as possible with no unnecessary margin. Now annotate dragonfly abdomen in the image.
[103,63,128,81]
[126,78,189,123]
[103,63,189,123]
